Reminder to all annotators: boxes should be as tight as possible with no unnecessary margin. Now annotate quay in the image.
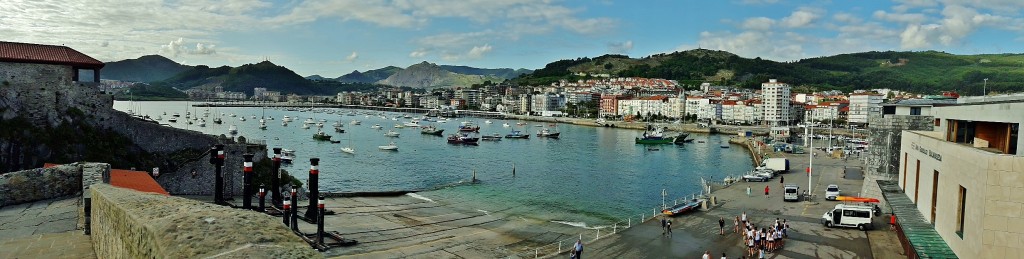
[577,138,905,258]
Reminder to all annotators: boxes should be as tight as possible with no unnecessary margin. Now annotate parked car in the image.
[825,184,841,200]
[784,184,800,202]
[743,173,770,182]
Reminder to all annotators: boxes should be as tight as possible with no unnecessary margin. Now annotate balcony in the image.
[944,119,1019,155]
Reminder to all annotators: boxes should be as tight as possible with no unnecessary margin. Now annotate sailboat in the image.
[341,136,355,154]
[258,106,267,130]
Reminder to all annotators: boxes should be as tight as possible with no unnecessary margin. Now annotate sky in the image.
[4,0,1024,77]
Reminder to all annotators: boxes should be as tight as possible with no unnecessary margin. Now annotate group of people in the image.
[735,212,790,258]
[660,217,673,237]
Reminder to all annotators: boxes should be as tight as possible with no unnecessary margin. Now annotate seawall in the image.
[89,184,320,258]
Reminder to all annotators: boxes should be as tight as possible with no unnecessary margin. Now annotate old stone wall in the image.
[89,184,320,259]
[0,164,82,207]
[861,114,934,210]
[157,143,268,196]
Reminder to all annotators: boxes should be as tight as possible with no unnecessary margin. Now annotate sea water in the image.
[115,101,754,226]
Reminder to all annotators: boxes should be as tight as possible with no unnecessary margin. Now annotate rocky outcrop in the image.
[89,184,320,258]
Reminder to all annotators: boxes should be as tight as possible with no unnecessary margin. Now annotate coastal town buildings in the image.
[849,93,884,125]
[762,79,792,126]
[895,94,1024,258]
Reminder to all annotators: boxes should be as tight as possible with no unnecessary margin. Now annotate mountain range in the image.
[101,55,190,82]
[514,49,1024,95]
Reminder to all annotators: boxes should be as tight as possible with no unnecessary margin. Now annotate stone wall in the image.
[89,184,321,259]
[861,114,934,210]
[0,164,82,207]
[157,143,268,196]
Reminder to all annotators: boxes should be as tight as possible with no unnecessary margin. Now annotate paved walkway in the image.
[0,197,96,258]
[583,144,902,258]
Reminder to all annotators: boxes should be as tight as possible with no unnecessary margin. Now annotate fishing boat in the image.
[447,133,479,145]
[481,133,503,141]
[334,127,345,133]
[313,130,332,141]
[504,130,530,139]
[281,149,295,163]
[378,141,398,151]
[384,130,401,137]
[228,125,238,135]
[459,122,480,132]
[662,198,704,216]
[536,128,560,138]
[213,118,222,124]
[420,125,444,136]
[635,125,688,144]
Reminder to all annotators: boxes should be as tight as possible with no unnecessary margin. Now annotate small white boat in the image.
[251,115,257,119]
[228,125,238,135]
[371,124,383,130]
[394,124,405,129]
[378,142,398,151]
[341,147,355,154]
[351,120,362,125]
[198,120,206,127]
[282,116,292,122]
[502,123,510,127]
[229,114,236,117]
[281,149,295,163]
[259,122,267,130]
[304,118,315,124]
[403,121,421,127]
[384,130,400,137]
[282,121,288,127]
[239,117,246,121]
[485,120,493,124]
[332,121,343,128]
[302,123,310,129]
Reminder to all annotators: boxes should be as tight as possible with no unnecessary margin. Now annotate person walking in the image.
[666,219,673,238]
[702,250,711,259]
[719,217,726,235]
[574,239,583,259]
[779,175,784,185]
[734,216,740,233]
[746,186,751,197]
[890,213,897,231]
[764,185,770,198]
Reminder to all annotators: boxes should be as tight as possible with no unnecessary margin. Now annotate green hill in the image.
[515,50,1024,95]
[113,83,188,101]
[101,55,190,82]
[160,61,316,95]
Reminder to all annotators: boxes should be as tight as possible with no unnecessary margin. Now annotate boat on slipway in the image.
[661,198,704,216]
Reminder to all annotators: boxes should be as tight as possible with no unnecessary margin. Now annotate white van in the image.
[821,204,874,230]
[783,184,800,202]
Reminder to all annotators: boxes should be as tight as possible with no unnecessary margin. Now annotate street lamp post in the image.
[983,78,988,96]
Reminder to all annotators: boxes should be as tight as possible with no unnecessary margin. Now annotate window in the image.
[910,107,922,115]
[914,160,921,202]
[1011,123,1019,155]
[956,186,966,238]
[931,171,939,225]
[935,118,941,126]
[902,153,908,189]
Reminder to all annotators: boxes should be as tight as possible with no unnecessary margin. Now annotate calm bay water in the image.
[115,101,753,226]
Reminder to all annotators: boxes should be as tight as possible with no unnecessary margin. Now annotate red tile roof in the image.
[0,41,104,69]
[110,169,169,196]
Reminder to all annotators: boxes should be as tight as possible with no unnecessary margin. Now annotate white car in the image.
[825,184,841,200]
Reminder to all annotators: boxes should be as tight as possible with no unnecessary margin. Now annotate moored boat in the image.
[536,128,560,138]
[481,133,502,141]
[504,130,530,139]
[662,198,704,216]
[420,125,444,136]
[313,130,332,141]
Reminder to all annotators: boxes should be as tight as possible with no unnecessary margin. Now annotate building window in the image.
[934,118,941,127]
[956,186,966,238]
[910,107,922,115]
[914,160,921,202]
[1011,123,1019,155]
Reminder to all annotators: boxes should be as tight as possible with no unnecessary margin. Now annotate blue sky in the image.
[4,0,1024,77]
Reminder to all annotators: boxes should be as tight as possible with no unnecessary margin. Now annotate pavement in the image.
[582,139,904,258]
[0,197,96,258]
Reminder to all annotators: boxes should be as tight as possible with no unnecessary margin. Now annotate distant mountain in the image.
[438,65,532,78]
[159,61,316,95]
[336,66,402,83]
[113,83,188,101]
[377,61,504,89]
[515,50,1024,95]
[305,75,327,81]
[101,55,190,82]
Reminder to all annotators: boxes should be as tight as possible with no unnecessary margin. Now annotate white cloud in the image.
[741,17,775,30]
[780,7,823,28]
[897,5,1017,49]
[833,13,862,24]
[873,10,928,24]
[467,44,493,59]
[345,51,358,62]
[608,40,633,54]
[409,50,428,58]
[160,38,217,57]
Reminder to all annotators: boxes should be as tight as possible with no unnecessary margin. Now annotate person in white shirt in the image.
[702,250,710,259]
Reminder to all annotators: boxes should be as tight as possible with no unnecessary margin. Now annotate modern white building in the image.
[762,79,791,126]
[892,95,1024,258]
[531,93,564,115]
[668,95,687,119]
[685,97,710,118]
[849,93,884,125]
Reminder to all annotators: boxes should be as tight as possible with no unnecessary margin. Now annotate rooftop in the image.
[0,41,104,69]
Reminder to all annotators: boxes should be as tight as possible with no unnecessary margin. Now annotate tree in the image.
[604,63,614,70]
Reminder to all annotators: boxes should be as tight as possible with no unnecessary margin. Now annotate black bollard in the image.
[242,154,254,210]
[210,144,226,205]
[317,195,325,247]
[258,185,266,212]
[305,158,320,222]
[271,148,282,207]
[282,198,291,227]
[290,186,299,232]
